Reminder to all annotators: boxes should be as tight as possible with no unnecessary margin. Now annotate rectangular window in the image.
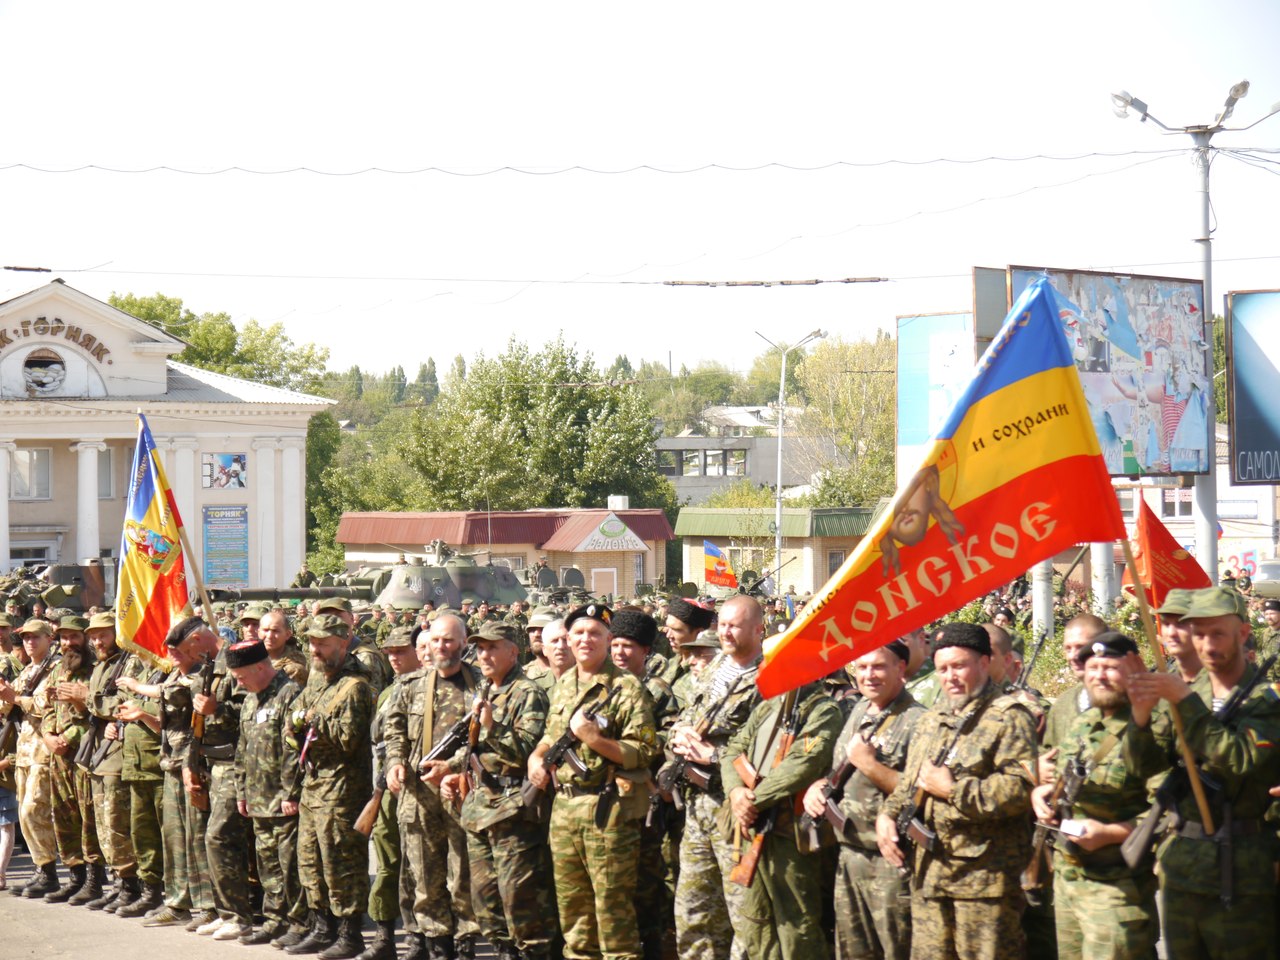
[98,447,114,499]
[633,553,645,586]
[657,450,678,476]
[11,448,51,500]
[682,450,701,476]
[726,450,747,476]
[727,547,766,579]
[1161,488,1193,518]
[491,556,525,572]
[705,450,726,477]
[828,550,846,577]
[10,546,50,565]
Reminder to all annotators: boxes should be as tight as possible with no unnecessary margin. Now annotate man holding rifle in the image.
[802,640,923,960]
[876,622,1038,960]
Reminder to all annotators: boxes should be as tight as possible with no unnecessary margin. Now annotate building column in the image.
[0,442,14,573]
[279,437,305,583]
[72,440,108,563]
[170,438,200,561]
[252,439,279,587]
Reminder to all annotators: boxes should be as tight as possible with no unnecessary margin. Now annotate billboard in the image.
[1226,290,1280,484]
[895,311,973,487]
[1010,267,1209,477]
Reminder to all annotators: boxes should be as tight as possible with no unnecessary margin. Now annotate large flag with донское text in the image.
[1122,497,1211,610]
[116,414,193,668]
[704,540,739,589]
[757,277,1127,697]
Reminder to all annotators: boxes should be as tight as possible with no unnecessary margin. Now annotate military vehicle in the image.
[0,561,107,614]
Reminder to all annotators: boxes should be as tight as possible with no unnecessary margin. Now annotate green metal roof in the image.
[675,506,875,540]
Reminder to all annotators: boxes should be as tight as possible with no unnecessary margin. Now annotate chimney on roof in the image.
[607,495,630,510]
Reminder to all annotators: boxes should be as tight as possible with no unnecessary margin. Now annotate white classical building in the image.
[0,280,330,593]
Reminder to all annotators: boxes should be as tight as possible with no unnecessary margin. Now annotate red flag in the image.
[1123,497,1211,609]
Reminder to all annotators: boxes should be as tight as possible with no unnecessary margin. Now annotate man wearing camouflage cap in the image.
[521,607,557,685]
[310,597,394,697]
[1255,598,1280,680]
[1154,588,1204,682]
[0,612,20,683]
[1127,586,1280,959]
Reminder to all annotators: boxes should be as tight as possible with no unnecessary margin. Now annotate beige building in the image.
[0,280,330,592]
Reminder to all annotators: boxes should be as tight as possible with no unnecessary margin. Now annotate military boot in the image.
[44,863,87,903]
[400,933,429,960]
[492,942,520,960]
[455,935,476,960]
[272,921,311,949]
[117,881,162,917]
[355,920,396,960]
[285,910,337,955]
[317,916,365,960]
[106,875,143,913]
[19,862,59,899]
[87,874,121,911]
[69,863,107,905]
[425,936,456,960]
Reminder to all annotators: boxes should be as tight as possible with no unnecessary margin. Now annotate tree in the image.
[607,354,634,380]
[737,343,808,406]
[414,359,440,405]
[1212,314,1227,424]
[304,412,344,570]
[635,359,746,436]
[389,365,406,404]
[450,354,467,385]
[703,478,776,509]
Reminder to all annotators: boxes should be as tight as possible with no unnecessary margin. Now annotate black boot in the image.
[355,920,396,960]
[44,863,87,903]
[117,881,162,917]
[318,916,365,960]
[493,942,520,960]
[106,876,142,913]
[286,910,337,955]
[455,935,475,960]
[273,921,311,949]
[401,933,430,960]
[18,862,58,899]
[425,936,457,960]
[69,863,107,905]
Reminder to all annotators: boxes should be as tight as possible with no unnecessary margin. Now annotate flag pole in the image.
[1121,539,1215,834]
[176,521,215,623]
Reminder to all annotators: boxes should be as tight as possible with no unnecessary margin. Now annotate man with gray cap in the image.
[1126,586,1280,959]
[877,622,1038,960]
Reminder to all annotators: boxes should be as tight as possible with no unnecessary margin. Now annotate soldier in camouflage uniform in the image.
[385,611,482,959]
[877,623,1038,960]
[262,607,311,685]
[230,639,306,945]
[528,603,658,960]
[313,597,394,697]
[1257,599,1280,669]
[82,612,141,911]
[1029,632,1162,960]
[1040,614,1108,781]
[441,622,556,960]
[530,618,574,696]
[468,601,500,635]
[521,607,556,682]
[0,613,20,682]
[663,595,764,960]
[43,615,105,904]
[0,618,60,897]
[658,597,714,689]
[287,613,377,959]
[1126,587,1280,959]
[802,642,924,960]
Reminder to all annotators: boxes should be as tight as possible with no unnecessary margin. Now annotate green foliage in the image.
[304,412,343,570]
[413,359,439,405]
[1211,314,1227,424]
[703,478,776,509]
[737,343,807,405]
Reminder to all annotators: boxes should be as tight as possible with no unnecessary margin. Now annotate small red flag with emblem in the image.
[1123,497,1211,609]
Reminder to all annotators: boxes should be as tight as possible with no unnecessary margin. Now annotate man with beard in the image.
[1039,614,1108,785]
[802,641,924,960]
[311,597,394,697]
[1031,631,1162,960]
[286,614,376,959]
[386,612,482,960]
[42,614,106,904]
[877,622,1038,960]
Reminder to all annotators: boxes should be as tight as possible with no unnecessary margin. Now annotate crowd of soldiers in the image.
[2,581,1280,960]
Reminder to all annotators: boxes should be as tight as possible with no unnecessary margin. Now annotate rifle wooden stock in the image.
[1022,777,1069,891]
[353,787,385,837]
[729,724,798,888]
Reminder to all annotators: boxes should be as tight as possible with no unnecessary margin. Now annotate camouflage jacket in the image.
[643,672,680,759]
[539,660,658,793]
[385,661,483,773]
[7,652,59,768]
[1125,663,1280,897]
[293,655,375,808]
[120,658,165,781]
[44,656,95,746]
[351,640,394,698]
[905,662,941,709]
[833,686,925,850]
[158,666,197,772]
[1256,628,1280,681]
[272,647,310,686]
[0,651,21,683]
[235,670,303,817]
[86,648,132,775]
[881,680,1038,898]
[655,652,686,689]
[1043,682,1089,751]
[454,666,549,831]
[194,646,246,761]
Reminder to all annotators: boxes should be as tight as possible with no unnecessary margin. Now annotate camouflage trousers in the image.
[368,788,404,924]
[636,817,673,952]
[835,844,911,960]
[548,792,641,960]
[733,825,830,960]
[50,753,100,866]
[396,780,477,938]
[161,769,213,911]
[1052,867,1156,960]
[466,813,557,956]
[90,773,136,876]
[205,762,251,922]
[298,795,369,918]
[675,790,748,960]
[128,779,164,886]
[910,889,1025,960]
[253,815,306,927]
[15,762,56,866]
[1160,884,1275,960]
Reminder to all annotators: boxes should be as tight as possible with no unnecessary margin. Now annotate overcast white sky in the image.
[2,0,1279,381]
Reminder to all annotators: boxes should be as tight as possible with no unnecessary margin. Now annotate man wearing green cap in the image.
[1126,586,1280,959]
[1154,588,1204,682]
[522,607,555,683]
[311,597,394,697]
[0,613,20,683]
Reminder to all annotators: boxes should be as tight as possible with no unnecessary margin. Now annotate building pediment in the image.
[0,280,185,399]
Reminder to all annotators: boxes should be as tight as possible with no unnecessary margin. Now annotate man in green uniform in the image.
[878,622,1038,960]
[262,608,310,686]
[313,597,394,697]
[527,603,658,960]
[287,613,377,959]
[530,618,573,695]
[442,621,555,960]
[1126,586,1280,958]
[802,641,924,960]
[113,650,168,917]
[521,607,556,682]
[230,639,305,945]
[1257,599,1280,669]
[1030,631,1163,960]
[1154,588,1205,682]
[658,598,714,688]
[1039,614,1108,782]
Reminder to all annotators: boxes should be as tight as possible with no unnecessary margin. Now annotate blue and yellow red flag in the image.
[116,415,193,667]
[758,277,1127,697]
[704,540,739,589]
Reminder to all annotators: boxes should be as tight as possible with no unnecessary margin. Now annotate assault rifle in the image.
[75,652,132,771]
[520,682,620,806]
[354,750,387,838]
[185,655,216,812]
[655,673,747,801]
[1012,630,1050,692]
[894,704,981,863]
[0,653,59,754]
[729,689,802,888]
[1120,651,1277,886]
[1022,742,1090,891]
[457,681,492,804]
[800,757,855,846]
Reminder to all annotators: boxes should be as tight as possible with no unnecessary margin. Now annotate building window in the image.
[1116,489,1133,519]
[98,447,115,499]
[1161,488,1193,518]
[10,546,51,566]
[11,448,52,500]
[705,450,726,477]
[682,451,701,476]
[634,553,645,586]
[828,550,846,577]
[727,547,767,578]
[726,450,746,476]
[491,556,525,572]
[657,450,678,476]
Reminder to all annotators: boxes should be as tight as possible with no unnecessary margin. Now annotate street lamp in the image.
[1111,80,1280,582]
[755,328,826,590]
